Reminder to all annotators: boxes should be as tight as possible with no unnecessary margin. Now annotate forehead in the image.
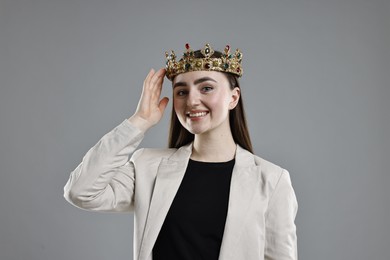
[173,71,227,84]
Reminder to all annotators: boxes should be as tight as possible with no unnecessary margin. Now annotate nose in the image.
[186,89,201,107]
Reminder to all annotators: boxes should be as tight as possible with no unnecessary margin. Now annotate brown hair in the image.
[168,50,253,153]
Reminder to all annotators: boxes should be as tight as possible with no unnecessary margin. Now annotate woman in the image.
[64,43,298,260]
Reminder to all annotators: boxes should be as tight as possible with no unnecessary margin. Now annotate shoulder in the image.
[252,154,296,209]
[132,142,193,163]
[255,154,290,189]
[237,146,292,193]
[131,147,178,163]
[237,146,286,179]
[242,151,297,215]
[254,154,284,175]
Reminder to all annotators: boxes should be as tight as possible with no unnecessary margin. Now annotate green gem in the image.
[224,63,229,69]
[185,63,191,70]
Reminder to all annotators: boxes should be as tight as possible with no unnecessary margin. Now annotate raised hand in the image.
[128,68,169,132]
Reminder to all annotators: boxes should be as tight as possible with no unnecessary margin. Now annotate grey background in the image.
[0,0,389,259]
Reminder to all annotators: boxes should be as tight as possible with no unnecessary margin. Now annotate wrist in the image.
[127,115,151,133]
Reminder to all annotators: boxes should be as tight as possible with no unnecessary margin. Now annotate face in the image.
[172,71,240,136]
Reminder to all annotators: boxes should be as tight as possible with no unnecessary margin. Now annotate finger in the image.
[146,68,155,80]
[154,70,166,96]
[141,69,157,107]
[157,67,166,77]
[150,69,166,103]
[150,68,166,89]
[139,69,155,104]
[144,68,155,90]
[158,97,169,113]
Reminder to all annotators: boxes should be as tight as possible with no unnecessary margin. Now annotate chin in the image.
[186,129,205,135]
[184,126,210,136]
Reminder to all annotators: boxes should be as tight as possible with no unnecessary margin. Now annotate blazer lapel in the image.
[138,143,192,260]
[218,145,262,259]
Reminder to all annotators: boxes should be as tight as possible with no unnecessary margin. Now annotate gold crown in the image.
[165,43,243,80]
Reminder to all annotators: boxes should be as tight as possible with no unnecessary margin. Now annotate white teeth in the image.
[188,112,207,118]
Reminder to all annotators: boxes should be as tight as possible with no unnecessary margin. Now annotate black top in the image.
[152,158,235,260]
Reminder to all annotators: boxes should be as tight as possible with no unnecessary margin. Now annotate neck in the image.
[191,130,236,162]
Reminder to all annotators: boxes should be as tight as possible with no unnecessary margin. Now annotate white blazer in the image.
[64,119,298,260]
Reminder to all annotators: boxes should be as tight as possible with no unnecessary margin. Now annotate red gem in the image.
[185,43,190,50]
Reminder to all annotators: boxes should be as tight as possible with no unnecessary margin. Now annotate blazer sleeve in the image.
[265,169,298,260]
[63,119,144,212]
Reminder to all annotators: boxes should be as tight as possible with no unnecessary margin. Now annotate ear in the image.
[229,87,240,110]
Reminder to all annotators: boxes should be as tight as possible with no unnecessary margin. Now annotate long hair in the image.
[168,50,253,153]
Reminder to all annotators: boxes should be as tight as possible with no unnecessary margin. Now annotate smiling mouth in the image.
[186,111,208,118]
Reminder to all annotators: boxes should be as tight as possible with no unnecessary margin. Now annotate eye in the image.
[201,86,214,92]
[175,89,188,97]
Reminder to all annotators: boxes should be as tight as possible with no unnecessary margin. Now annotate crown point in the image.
[225,45,230,52]
[185,43,190,50]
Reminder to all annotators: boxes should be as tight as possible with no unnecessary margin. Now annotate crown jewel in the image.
[165,43,243,80]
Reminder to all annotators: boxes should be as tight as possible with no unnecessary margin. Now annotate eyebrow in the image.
[173,77,217,88]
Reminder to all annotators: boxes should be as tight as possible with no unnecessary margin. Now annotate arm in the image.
[265,169,298,260]
[64,68,169,212]
[63,120,144,212]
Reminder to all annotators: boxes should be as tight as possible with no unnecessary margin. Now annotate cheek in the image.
[173,98,184,114]
[208,93,230,111]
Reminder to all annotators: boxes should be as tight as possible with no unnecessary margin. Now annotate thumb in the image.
[158,97,169,113]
